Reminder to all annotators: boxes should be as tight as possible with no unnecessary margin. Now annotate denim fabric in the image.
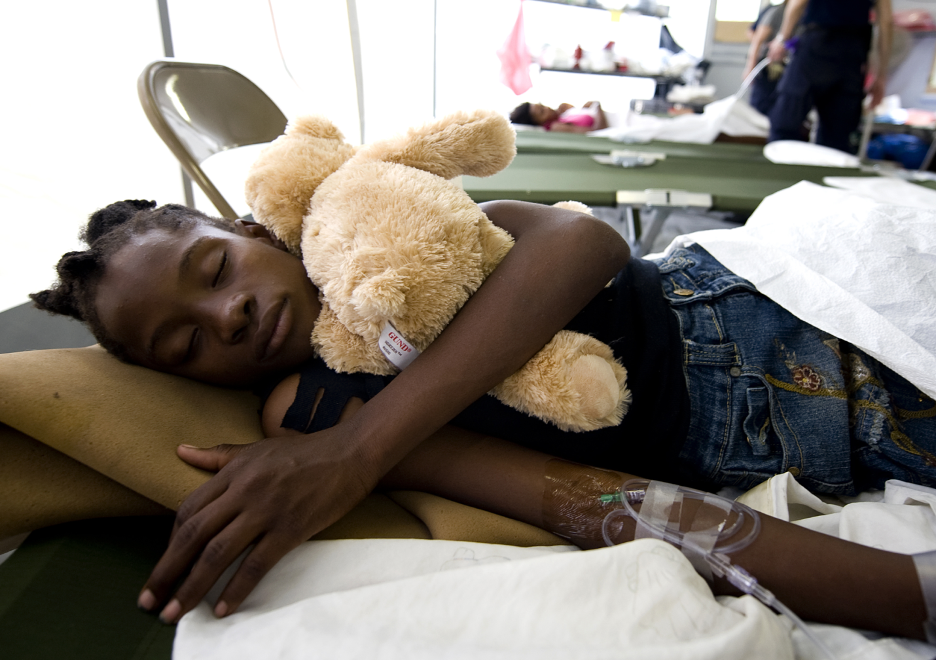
[651,245,936,496]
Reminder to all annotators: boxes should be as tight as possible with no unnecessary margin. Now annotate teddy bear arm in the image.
[490,331,631,433]
[354,109,516,180]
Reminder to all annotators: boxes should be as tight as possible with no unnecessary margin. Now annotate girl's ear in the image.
[233,218,288,251]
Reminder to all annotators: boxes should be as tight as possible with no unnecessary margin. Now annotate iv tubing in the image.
[601,480,838,660]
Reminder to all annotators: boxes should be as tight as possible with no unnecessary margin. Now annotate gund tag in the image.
[378,321,420,370]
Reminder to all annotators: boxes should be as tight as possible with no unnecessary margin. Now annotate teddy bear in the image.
[244,109,630,432]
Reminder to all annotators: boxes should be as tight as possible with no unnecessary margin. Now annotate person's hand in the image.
[137,427,379,623]
[866,76,887,112]
[767,37,787,63]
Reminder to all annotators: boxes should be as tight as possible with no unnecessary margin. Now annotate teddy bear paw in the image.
[569,354,621,421]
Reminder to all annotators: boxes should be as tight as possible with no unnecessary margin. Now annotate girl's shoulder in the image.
[259,358,393,436]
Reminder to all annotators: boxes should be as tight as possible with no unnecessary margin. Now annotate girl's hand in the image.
[137,426,378,623]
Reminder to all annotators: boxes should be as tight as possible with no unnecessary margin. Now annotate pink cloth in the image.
[545,108,596,131]
[497,1,532,95]
[558,112,595,127]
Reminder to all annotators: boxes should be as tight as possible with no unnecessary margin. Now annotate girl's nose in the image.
[214,293,252,344]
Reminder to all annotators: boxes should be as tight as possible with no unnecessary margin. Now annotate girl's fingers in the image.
[157,514,267,624]
[213,531,302,618]
[177,443,250,472]
[168,473,231,545]
[140,491,239,612]
[168,441,257,544]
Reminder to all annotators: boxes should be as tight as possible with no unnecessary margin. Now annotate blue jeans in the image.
[651,245,936,496]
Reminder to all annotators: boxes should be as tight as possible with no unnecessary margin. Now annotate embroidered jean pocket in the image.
[743,386,772,457]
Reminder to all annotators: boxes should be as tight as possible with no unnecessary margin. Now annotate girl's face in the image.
[95,221,320,386]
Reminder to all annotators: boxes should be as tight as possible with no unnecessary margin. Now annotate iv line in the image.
[601,479,837,660]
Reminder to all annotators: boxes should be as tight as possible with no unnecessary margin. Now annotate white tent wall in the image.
[167,0,361,141]
[0,1,182,314]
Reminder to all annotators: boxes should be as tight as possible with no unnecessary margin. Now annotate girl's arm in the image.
[216,389,931,641]
[347,200,628,471]
[387,427,928,641]
[140,201,630,623]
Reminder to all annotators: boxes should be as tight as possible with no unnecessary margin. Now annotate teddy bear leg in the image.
[491,331,630,432]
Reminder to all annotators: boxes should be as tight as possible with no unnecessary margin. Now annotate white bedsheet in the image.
[589,96,769,144]
[175,538,793,660]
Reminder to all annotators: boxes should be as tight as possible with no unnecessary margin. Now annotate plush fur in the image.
[245,109,630,431]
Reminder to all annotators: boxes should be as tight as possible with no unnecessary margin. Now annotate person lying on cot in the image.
[509,101,608,133]
[31,199,936,640]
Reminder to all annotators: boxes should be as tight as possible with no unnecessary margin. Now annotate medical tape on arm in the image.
[633,482,722,582]
[541,459,751,585]
[542,459,625,543]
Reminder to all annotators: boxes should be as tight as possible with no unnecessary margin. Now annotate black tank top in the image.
[276,257,690,480]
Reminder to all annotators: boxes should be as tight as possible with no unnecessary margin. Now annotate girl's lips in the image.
[256,299,291,361]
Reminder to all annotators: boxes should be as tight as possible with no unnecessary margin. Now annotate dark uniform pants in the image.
[768,26,872,154]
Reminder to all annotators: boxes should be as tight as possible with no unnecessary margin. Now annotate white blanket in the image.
[176,539,793,660]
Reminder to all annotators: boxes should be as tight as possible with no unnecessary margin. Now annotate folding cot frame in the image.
[468,131,935,257]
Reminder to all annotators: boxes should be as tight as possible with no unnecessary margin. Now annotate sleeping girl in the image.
[31,198,936,641]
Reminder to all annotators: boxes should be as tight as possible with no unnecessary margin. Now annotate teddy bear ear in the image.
[286,115,346,142]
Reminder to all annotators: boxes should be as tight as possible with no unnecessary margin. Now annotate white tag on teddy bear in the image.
[378,321,421,371]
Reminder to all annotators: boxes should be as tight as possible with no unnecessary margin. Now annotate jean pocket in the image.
[743,386,772,457]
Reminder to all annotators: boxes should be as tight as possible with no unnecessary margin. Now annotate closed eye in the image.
[212,252,228,287]
[184,327,199,362]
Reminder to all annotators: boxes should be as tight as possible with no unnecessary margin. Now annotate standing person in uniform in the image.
[766,0,892,153]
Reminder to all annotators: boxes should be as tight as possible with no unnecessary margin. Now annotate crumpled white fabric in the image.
[763,141,861,168]
[590,96,768,144]
[824,176,936,210]
[174,538,792,660]
[672,180,936,399]
[590,59,771,144]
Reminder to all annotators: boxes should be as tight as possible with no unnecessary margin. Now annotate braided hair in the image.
[30,200,233,361]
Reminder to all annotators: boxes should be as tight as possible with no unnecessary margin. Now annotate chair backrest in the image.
[138,60,288,219]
